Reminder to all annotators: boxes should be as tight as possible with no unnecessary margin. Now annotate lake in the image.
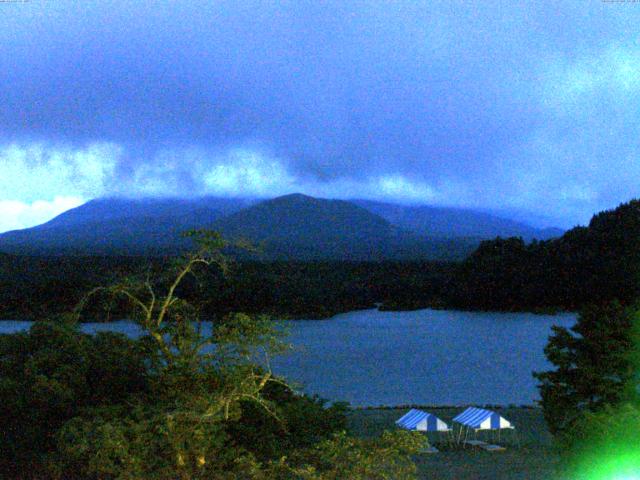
[0,308,575,407]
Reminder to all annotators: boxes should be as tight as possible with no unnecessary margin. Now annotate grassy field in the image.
[348,407,562,480]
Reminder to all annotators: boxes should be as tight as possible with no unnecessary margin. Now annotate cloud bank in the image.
[0,197,84,234]
[0,1,638,231]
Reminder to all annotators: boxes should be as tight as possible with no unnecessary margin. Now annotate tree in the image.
[46,230,423,479]
[0,317,149,475]
[534,301,639,443]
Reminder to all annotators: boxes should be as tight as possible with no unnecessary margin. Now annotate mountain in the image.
[210,193,477,260]
[0,194,479,260]
[0,197,255,255]
[0,193,557,260]
[34,197,255,230]
[215,194,392,240]
[353,200,564,241]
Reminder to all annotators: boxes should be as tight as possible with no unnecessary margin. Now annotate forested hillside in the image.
[447,200,640,311]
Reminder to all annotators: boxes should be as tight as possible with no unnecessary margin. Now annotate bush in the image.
[0,319,149,475]
[561,403,640,479]
[268,430,424,480]
[227,379,349,461]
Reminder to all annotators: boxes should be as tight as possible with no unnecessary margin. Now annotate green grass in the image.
[348,407,562,480]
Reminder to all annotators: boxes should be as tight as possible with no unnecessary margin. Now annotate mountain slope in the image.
[353,200,563,241]
[0,194,560,259]
[36,197,255,229]
[0,194,479,260]
[211,193,460,260]
[214,193,396,244]
[0,197,255,255]
[446,198,640,310]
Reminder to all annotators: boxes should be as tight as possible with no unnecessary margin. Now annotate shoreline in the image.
[0,305,576,323]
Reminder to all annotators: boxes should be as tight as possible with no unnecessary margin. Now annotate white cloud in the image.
[4,133,634,233]
[0,142,120,202]
[0,142,121,232]
[0,196,84,233]
[202,148,296,196]
[0,140,448,233]
[375,175,437,202]
[540,44,640,119]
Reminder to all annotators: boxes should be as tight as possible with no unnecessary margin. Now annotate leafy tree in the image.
[534,301,639,443]
[227,381,349,461]
[41,230,423,479]
[0,317,149,475]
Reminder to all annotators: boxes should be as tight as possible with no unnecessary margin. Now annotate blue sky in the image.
[1,0,639,232]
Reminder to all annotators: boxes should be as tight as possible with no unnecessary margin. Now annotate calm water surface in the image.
[0,309,575,407]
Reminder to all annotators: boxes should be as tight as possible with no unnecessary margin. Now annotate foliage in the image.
[0,230,421,479]
[227,380,350,461]
[449,199,640,311]
[267,430,424,480]
[0,254,457,321]
[534,302,639,443]
[54,414,422,480]
[4,199,640,319]
[51,231,287,479]
[52,400,243,480]
[561,403,640,479]
[0,318,149,475]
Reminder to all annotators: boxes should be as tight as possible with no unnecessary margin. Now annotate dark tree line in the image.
[526,201,640,475]
[0,255,456,321]
[447,200,640,311]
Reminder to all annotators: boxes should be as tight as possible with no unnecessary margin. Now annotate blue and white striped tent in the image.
[396,409,451,432]
[452,407,514,431]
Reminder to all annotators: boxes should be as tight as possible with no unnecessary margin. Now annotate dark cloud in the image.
[0,1,639,228]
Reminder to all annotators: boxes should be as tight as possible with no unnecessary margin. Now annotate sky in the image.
[0,0,639,233]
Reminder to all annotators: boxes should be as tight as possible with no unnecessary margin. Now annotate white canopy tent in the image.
[452,407,517,446]
[452,407,513,431]
[396,408,451,432]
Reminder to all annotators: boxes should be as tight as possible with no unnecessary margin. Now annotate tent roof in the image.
[395,409,450,432]
[452,407,513,430]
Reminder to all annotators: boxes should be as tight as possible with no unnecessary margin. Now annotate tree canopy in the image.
[535,302,639,442]
[0,230,424,479]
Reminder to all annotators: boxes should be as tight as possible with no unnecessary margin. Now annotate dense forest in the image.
[447,199,640,311]
[0,254,455,320]
[1,199,639,320]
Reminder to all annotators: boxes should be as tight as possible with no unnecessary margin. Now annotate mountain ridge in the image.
[352,199,563,241]
[0,194,562,260]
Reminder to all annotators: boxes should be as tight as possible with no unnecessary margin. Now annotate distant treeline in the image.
[1,199,639,319]
[0,254,455,320]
